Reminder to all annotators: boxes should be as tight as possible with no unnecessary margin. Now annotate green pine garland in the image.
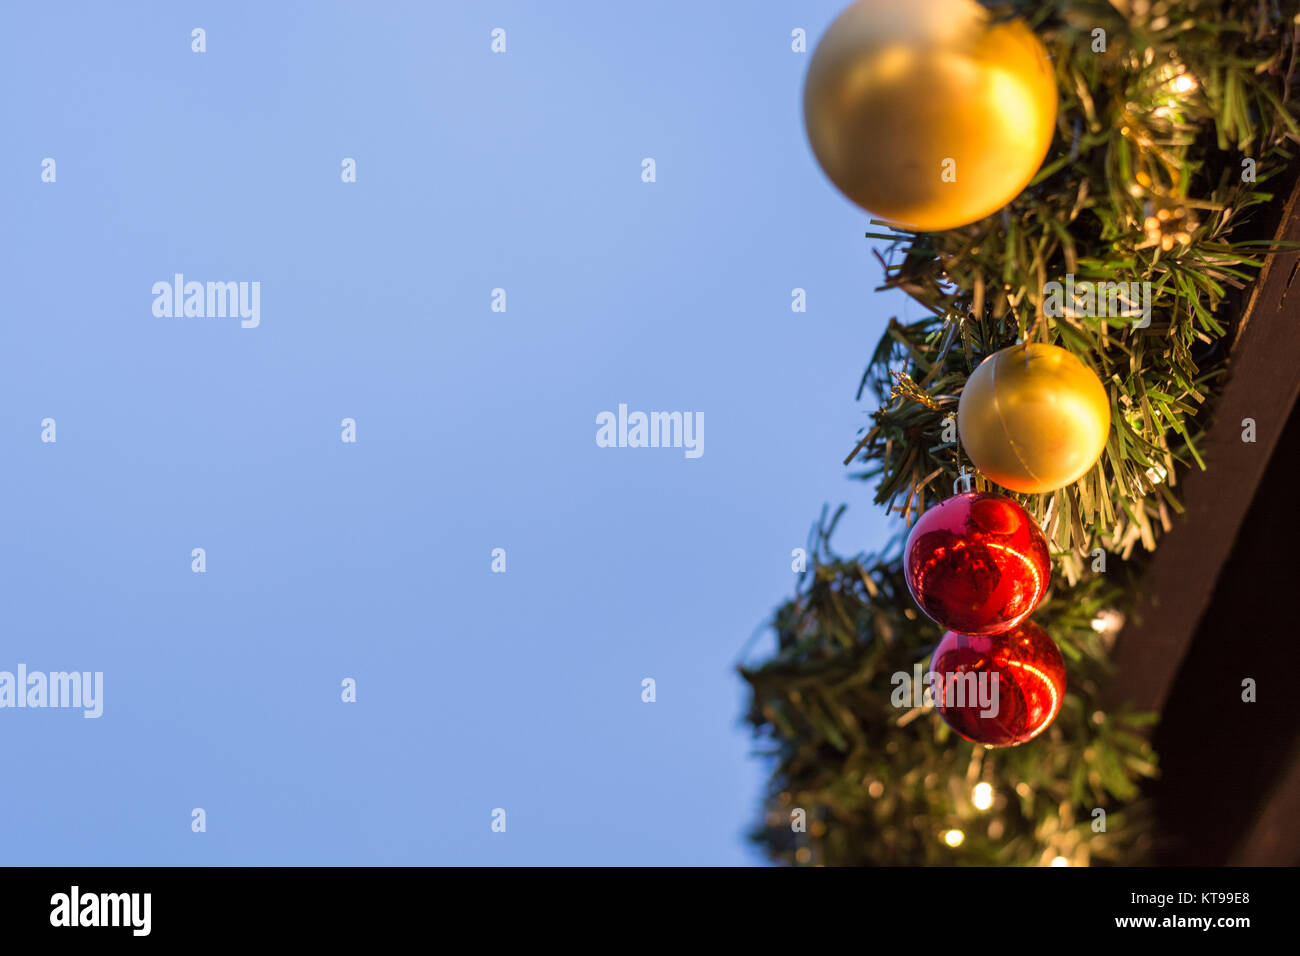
[742,0,1298,866]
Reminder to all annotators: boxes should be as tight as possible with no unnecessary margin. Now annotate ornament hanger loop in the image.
[954,468,976,495]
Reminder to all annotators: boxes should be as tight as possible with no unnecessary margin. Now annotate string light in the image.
[1091,609,1125,650]
[1090,609,1125,635]
[1155,58,1199,99]
[1050,856,1069,867]
[972,782,994,811]
[944,829,965,848]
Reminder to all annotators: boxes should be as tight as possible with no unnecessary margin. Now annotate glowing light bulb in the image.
[1171,74,1197,94]
[944,829,965,848]
[1091,609,1125,636]
[973,782,994,811]
[1051,856,1069,867]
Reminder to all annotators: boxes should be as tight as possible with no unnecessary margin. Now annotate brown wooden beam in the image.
[1106,177,1300,714]
[1229,740,1300,865]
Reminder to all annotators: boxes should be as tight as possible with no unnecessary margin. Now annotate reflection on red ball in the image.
[928,621,1066,747]
[904,491,1050,635]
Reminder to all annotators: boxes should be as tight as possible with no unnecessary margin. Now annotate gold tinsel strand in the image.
[889,370,942,410]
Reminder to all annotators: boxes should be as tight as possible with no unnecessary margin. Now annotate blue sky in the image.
[0,1,903,865]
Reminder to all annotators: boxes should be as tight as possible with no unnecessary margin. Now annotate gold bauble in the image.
[958,344,1111,494]
[803,0,1057,231]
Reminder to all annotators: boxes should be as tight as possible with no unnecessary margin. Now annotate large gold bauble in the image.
[958,344,1111,494]
[803,0,1058,231]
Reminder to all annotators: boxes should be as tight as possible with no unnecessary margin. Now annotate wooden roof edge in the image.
[1104,172,1300,715]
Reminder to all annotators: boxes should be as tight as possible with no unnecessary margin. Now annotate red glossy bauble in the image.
[928,621,1066,747]
[904,491,1050,635]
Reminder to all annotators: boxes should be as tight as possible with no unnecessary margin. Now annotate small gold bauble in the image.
[958,344,1111,494]
[803,0,1058,231]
